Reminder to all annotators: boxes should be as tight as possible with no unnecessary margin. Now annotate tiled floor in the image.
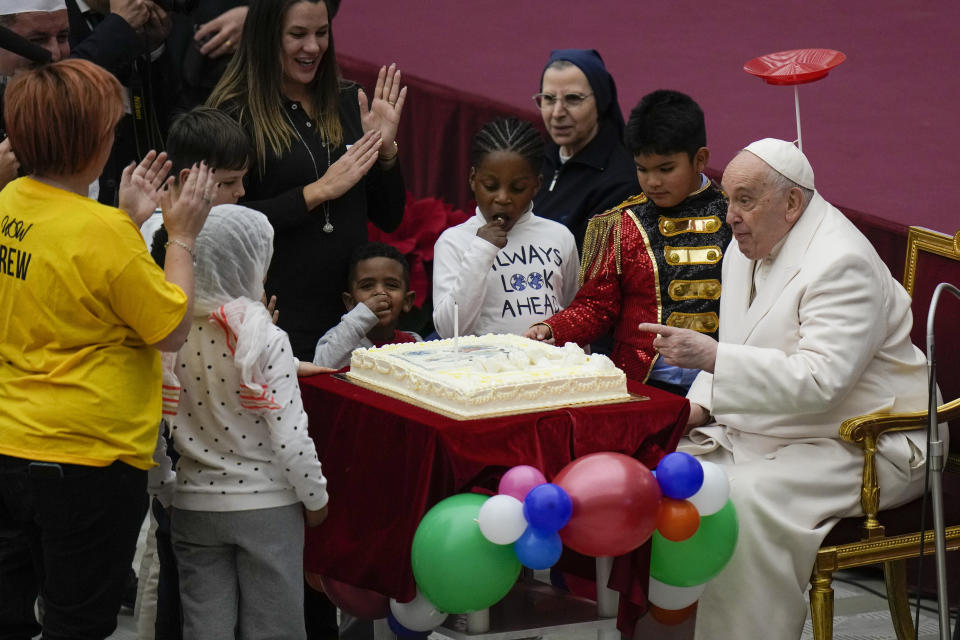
[95,568,954,640]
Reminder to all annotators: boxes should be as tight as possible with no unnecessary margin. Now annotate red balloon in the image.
[317,575,390,620]
[656,498,701,542]
[649,602,697,625]
[554,452,661,557]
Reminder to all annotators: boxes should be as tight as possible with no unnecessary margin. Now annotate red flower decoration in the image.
[368,193,470,307]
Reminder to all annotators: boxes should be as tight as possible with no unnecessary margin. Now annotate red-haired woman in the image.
[0,58,215,639]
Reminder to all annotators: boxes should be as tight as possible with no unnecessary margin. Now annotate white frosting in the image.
[347,334,630,418]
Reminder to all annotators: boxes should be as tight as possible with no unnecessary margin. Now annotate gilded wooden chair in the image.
[809,226,960,640]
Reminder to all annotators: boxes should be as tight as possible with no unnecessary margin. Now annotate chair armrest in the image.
[838,398,960,539]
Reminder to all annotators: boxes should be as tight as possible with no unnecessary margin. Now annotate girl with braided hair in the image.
[432,117,579,338]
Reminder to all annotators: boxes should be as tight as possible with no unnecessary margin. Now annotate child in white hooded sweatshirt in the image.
[162,205,328,639]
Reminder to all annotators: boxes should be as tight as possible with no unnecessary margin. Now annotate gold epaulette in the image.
[578,194,647,285]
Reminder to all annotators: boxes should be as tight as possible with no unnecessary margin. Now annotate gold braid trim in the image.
[578,194,647,285]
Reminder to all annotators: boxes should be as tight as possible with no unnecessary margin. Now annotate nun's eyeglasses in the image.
[533,92,594,110]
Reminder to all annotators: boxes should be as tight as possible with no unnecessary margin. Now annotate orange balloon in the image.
[649,601,697,625]
[656,498,700,541]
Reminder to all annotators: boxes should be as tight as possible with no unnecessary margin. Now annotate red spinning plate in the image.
[743,48,846,86]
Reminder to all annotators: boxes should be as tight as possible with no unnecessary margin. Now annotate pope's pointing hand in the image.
[637,323,718,373]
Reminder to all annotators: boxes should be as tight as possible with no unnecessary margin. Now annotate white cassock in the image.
[680,192,936,640]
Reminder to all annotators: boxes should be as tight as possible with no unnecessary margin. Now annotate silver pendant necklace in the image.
[284,106,333,233]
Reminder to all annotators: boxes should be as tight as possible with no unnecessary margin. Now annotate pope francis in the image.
[639,138,934,640]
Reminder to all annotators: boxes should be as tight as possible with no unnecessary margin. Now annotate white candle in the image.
[454,302,460,353]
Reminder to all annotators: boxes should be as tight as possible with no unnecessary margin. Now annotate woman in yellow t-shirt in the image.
[0,59,215,639]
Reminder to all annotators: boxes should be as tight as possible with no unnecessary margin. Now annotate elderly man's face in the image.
[0,10,70,77]
[722,151,802,260]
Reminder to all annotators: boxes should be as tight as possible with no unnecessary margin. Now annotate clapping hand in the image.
[358,63,406,159]
[311,130,382,204]
[159,162,217,243]
[637,323,718,373]
[118,150,173,227]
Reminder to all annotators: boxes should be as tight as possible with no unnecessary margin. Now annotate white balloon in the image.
[390,590,448,632]
[687,460,730,516]
[477,494,527,544]
[647,577,706,610]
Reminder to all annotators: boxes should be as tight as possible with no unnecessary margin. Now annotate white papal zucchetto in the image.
[0,0,66,13]
[743,138,816,191]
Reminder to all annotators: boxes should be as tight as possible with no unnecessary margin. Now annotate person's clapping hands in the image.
[159,161,218,246]
[358,63,406,163]
[637,322,718,373]
[0,139,19,191]
[307,130,381,206]
[476,217,507,248]
[118,150,173,227]
[194,6,247,59]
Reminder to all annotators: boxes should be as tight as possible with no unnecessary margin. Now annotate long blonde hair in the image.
[206,0,343,173]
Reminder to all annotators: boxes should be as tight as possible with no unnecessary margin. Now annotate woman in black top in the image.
[532,48,638,250]
[208,0,406,359]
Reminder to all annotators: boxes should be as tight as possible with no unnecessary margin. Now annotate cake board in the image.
[337,372,649,421]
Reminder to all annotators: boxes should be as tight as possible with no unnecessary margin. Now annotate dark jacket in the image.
[533,119,638,249]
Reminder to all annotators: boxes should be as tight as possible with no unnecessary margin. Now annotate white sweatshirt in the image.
[432,208,579,338]
[167,318,328,512]
[313,304,422,369]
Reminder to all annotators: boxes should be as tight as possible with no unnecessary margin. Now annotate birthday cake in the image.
[347,334,631,418]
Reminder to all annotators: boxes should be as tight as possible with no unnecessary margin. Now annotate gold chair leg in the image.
[809,569,835,640]
[883,559,916,640]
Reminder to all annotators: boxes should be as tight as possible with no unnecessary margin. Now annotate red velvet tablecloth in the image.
[301,373,689,627]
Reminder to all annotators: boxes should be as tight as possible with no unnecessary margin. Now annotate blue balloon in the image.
[522,483,573,532]
[514,527,563,570]
[388,613,431,639]
[656,452,704,499]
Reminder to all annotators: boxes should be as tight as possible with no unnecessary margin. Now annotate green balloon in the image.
[650,498,738,587]
[411,493,521,613]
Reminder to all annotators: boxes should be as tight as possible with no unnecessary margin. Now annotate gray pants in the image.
[172,504,306,640]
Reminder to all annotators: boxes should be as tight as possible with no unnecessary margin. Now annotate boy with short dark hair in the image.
[526,90,730,392]
[147,107,252,264]
[312,242,420,369]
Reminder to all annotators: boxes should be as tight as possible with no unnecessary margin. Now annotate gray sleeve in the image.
[312,304,379,368]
